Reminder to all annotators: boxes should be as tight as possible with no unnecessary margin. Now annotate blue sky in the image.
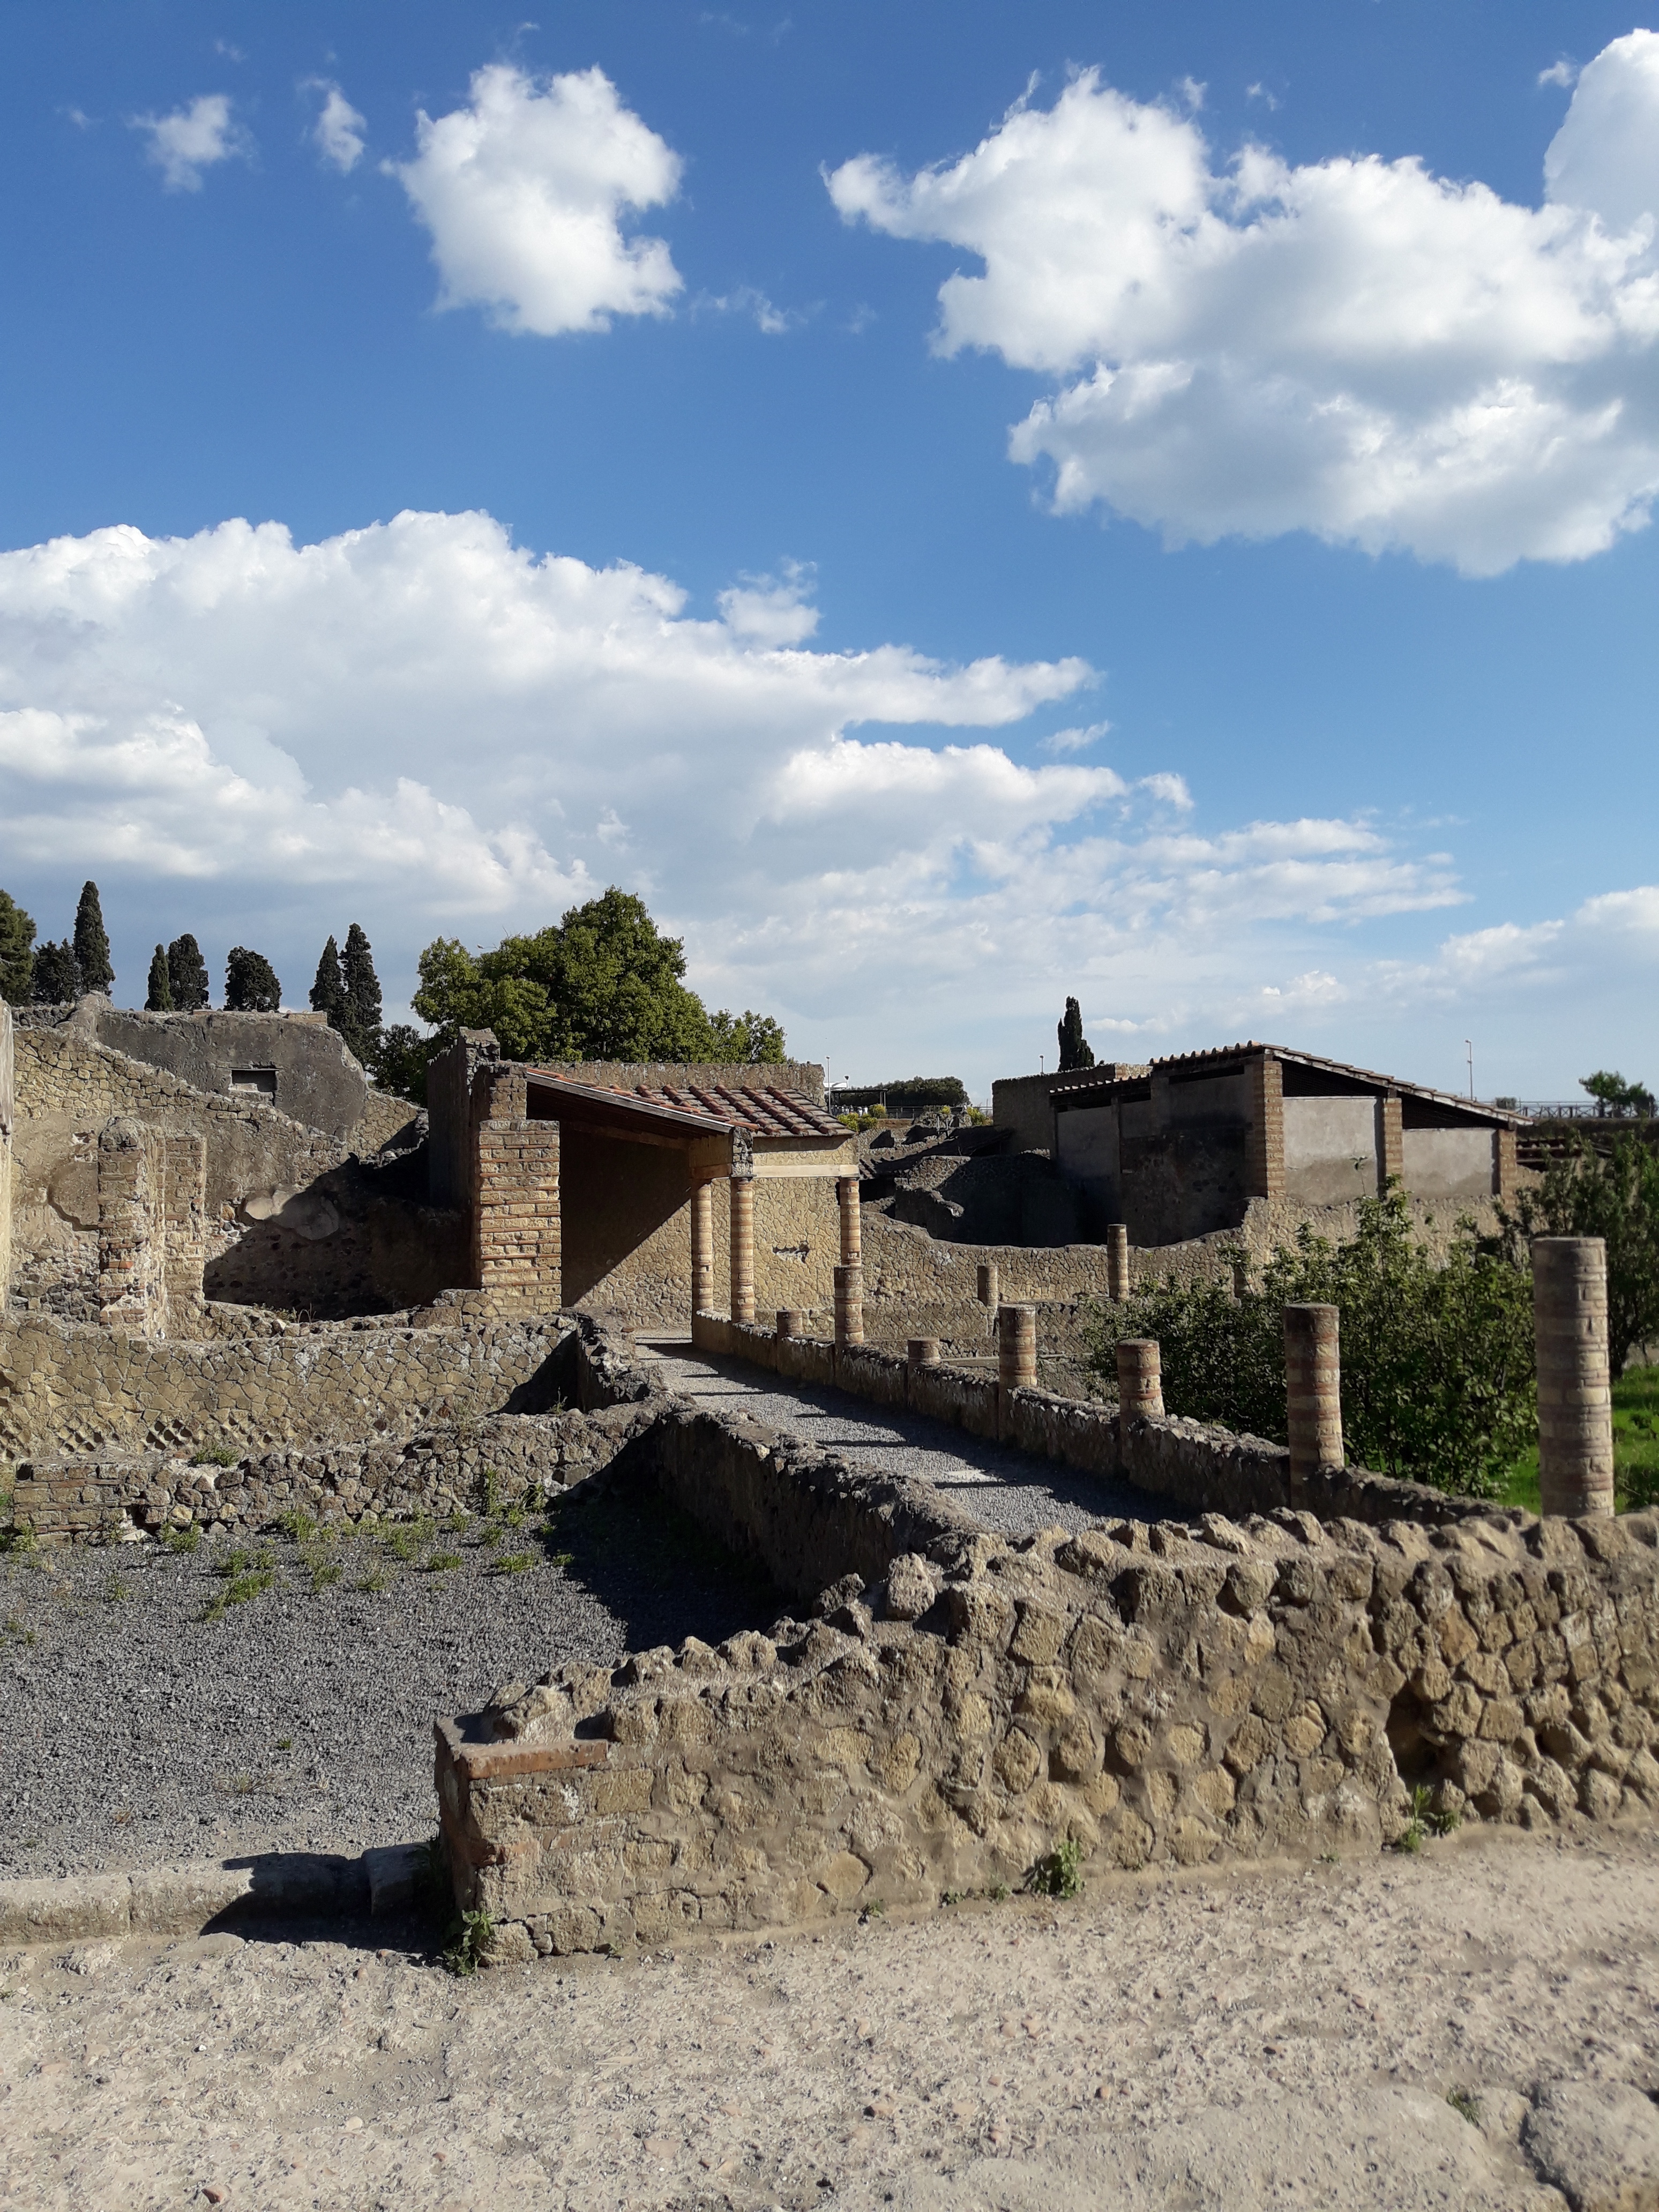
[1,2,1656,1103]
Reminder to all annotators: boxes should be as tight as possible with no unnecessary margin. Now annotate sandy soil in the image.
[3,1822,1657,2210]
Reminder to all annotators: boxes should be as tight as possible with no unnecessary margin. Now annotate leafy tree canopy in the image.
[32,939,80,1003]
[831,1075,968,1115]
[72,880,113,996]
[1579,1069,1655,1118]
[225,946,282,1013]
[168,934,210,1011]
[412,888,785,1067]
[0,890,36,1006]
[1485,1130,1659,1377]
[1096,1187,1536,1499]
[144,945,173,1012]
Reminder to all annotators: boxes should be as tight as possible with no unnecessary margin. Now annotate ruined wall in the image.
[0,1002,13,1309]
[77,1004,371,1141]
[437,1474,1659,1960]
[992,1073,1063,1154]
[10,1398,655,1547]
[0,1310,569,1459]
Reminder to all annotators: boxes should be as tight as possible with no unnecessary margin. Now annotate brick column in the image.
[997,1303,1036,1390]
[838,1175,862,1266]
[976,1261,999,1307]
[469,1068,560,1314]
[691,1179,715,1315]
[775,1307,803,1339]
[1533,1237,1615,1518]
[1245,1052,1285,1202]
[1376,1092,1403,1194]
[1284,1304,1342,1493]
[1107,1223,1130,1302]
[162,1132,207,1335]
[1116,1338,1164,1420]
[907,1337,940,1370]
[729,1175,756,1324]
[833,1264,864,1347]
[1493,1125,1518,1200]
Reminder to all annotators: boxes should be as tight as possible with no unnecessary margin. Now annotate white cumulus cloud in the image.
[828,33,1659,573]
[308,81,367,174]
[387,63,682,335]
[131,93,250,192]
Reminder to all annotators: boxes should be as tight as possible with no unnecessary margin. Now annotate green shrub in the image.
[1026,1836,1085,1900]
[441,1907,494,1977]
[1096,1187,1535,1498]
[163,1523,200,1554]
[488,1551,536,1576]
[422,1551,465,1574]
[189,1447,240,1469]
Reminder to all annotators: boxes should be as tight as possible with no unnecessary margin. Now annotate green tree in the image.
[339,922,383,1064]
[0,890,36,1005]
[310,936,346,1025]
[72,881,114,996]
[225,946,281,1012]
[412,888,785,1067]
[32,939,80,1003]
[1096,1187,1536,1498]
[167,934,210,1011]
[144,945,173,1011]
[1579,1070,1654,1118]
[1486,1131,1659,1376]
[373,1022,435,1103]
[1057,995,1095,1073]
[706,1008,787,1065]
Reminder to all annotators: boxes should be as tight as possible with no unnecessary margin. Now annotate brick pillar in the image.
[1284,1304,1342,1494]
[1245,1052,1285,1202]
[1493,1125,1518,1200]
[162,1132,207,1336]
[1116,1338,1164,1420]
[469,1068,560,1314]
[838,1175,862,1266]
[729,1175,755,1324]
[1533,1237,1615,1518]
[1376,1092,1403,1195]
[976,1261,999,1307]
[775,1307,803,1339]
[997,1303,1036,1390]
[98,1119,167,1337]
[833,1264,864,1347]
[907,1337,940,1369]
[691,1180,715,1315]
[1107,1223,1130,1302]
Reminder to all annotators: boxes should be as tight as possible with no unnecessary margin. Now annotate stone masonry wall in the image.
[472,1067,561,1313]
[438,1483,1659,1961]
[0,1310,571,1460]
[1,1001,16,1310]
[10,1399,653,1547]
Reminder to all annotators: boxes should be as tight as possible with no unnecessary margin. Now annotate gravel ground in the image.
[0,1481,780,1883]
[3,1823,1656,2208]
[635,1340,1165,1537]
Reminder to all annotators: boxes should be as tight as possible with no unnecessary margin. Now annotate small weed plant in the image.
[1027,1836,1085,1901]
[1393,1784,1434,1854]
[423,1551,465,1574]
[101,1573,132,1605]
[442,1907,494,1978]
[189,1447,241,1469]
[987,1881,1010,1903]
[275,1508,317,1544]
[162,1523,200,1554]
[1446,2089,1481,2125]
[489,1551,535,1576]
[309,1559,343,1592]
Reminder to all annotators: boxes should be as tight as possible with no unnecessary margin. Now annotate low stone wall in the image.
[10,1401,652,1546]
[684,1315,1498,1533]
[437,1501,1659,1960]
[0,1311,572,1460]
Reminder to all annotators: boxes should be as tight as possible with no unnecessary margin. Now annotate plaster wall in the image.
[1055,1103,1119,1220]
[991,1073,1062,1154]
[80,1005,371,1139]
[1283,1095,1379,1206]
[1401,1126,1497,1200]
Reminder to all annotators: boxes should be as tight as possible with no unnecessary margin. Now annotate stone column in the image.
[997,1303,1037,1391]
[1245,1051,1286,1202]
[691,1179,715,1315]
[838,1175,862,1266]
[834,1263,864,1347]
[775,1308,803,1340]
[729,1175,755,1324]
[1116,1338,1164,1421]
[976,1261,999,1307]
[1533,1237,1615,1518]
[1376,1092,1403,1195]
[1284,1303,1342,1492]
[907,1337,940,1370]
[1107,1224,1130,1302]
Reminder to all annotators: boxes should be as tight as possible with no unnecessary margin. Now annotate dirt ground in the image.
[3,1822,1657,2212]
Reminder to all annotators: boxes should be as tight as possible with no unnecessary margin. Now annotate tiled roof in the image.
[1051,1042,1525,1125]
[525,1069,846,1141]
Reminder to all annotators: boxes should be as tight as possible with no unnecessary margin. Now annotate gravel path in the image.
[636,1339,1165,1538]
[0,1482,780,1883]
[3,1824,1656,2208]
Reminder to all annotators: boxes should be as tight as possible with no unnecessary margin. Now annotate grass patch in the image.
[101,1573,132,1604]
[2,1612,38,1647]
[1446,2088,1481,2125]
[355,1569,391,1595]
[383,1515,437,1564]
[423,1550,465,1575]
[162,1523,200,1554]
[274,1508,317,1544]
[488,1551,536,1576]
[309,1559,343,1592]
[442,1512,470,1536]
[189,1447,240,1469]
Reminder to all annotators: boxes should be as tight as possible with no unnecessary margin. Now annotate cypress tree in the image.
[340,922,382,1063]
[0,889,36,1006]
[167,933,211,1011]
[32,939,80,1003]
[225,947,282,1013]
[145,945,173,1012]
[310,936,346,1024]
[1057,995,1095,1073]
[72,881,114,996]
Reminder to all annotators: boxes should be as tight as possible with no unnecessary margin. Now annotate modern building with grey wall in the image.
[1051,1042,1522,1247]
